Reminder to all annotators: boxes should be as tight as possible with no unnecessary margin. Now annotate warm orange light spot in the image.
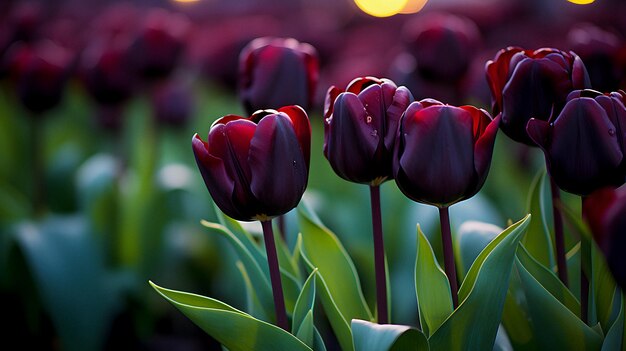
[567,0,595,4]
[172,0,200,3]
[354,0,409,18]
[400,0,429,14]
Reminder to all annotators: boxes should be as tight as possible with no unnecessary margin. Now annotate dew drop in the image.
[371,130,378,137]
[609,129,616,136]
[366,116,372,124]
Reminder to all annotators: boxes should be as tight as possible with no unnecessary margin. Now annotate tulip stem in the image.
[549,175,569,287]
[580,196,589,324]
[439,206,459,308]
[369,185,389,324]
[30,114,45,217]
[260,220,289,331]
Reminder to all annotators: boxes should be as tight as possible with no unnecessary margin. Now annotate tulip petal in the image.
[192,133,241,219]
[571,54,591,89]
[278,105,311,168]
[526,118,551,150]
[324,86,342,119]
[384,86,413,152]
[358,84,386,137]
[595,95,626,152]
[398,105,475,205]
[324,92,379,183]
[346,76,382,94]
[249,114,308,217]
[471,110,499,181]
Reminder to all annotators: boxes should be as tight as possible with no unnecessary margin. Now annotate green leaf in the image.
[524,170,555,268]
[351,319,429,351]
[515,257,603,350]
[213,206,267,270]
[297,203,373,351]
[517,244,580,316]
[502,264,537,351]
[235,261,270,321]
[601,294,624,351]
[454,221,502,280]
[293,269,318,333]
[150,282,312,351]
[428,215,531,351]
[14,216,125,351]
[415,225,453,337]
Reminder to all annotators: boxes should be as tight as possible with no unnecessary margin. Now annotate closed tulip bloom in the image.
[393,99,500,207]
[583,187,626,289]
[486,47,590,144]
[527,89,626,195]
[192,106,310,221]
[239,37,318,115]
[323,77,413,185]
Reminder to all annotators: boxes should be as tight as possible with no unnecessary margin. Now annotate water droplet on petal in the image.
[609,129,616,136]
[371,130,378,137]
[366,116,372,123]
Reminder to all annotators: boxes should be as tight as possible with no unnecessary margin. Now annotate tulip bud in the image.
[192,106,310,221]
[323,76,413,185]
[151,79,194,128]
[583,187,626,289]
[404,13,480,84]
[527,89,626,195]
[239,37,319,115]
[393,99,500,207]
[130,8,189,81]
[486,47,590,145]
[6,40,71,114]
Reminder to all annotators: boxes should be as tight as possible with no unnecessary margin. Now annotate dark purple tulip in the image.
[568,24,622,92]
[192,106,310,221]
[404,13,480,84]
[527,89,626,195]
[393,99,500,207]
[130,8,189,81]
[151,79,194,128]
[486,47,590,145]
[239,37,319,115]
[323,77,413,185]
[583,187,626,289]
[7,40,72,114]
[81,38,135,106]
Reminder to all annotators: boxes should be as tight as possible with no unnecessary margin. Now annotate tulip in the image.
[151,79,194,128]
[193,106,310,330]
[393,99,500,306]
[239,37,319,115]
[527,89,626,196]
[323,76,412,323]
[486,47,590,145]
[583,187,626,290]
[324,76,413,185]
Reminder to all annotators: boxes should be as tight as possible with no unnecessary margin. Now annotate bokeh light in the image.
[567,0,596,4]
[400,0,429,14]
[354,0,409,18]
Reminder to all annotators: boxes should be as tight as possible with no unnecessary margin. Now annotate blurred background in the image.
[0,0,625,350]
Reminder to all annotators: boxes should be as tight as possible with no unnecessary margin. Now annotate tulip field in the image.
[1,0,626,350]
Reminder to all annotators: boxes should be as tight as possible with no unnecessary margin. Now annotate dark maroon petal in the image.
[324,86,342,119]
[469,109,499,179]
[346,76,383,94]
[485,47,524,114]
[278,105,311,168]
[212,114,246,127]
[398,105,475,206]
[526,118,551,149]
[571,54,591,89]
[192,133,241,219]
[324,92,380,183]
[595,94,626,152]
[384,86,413,151]
[549,98,623,194]
[248,113,308,217]
[582,187,618,251]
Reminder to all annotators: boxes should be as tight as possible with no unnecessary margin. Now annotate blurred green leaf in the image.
[150,281,312,351]
[297,204,373,351]
[601,294,624,351]
[502,264,537,351]
[524,170,555,268]
[351,319,429,351]
[517,244,580,316]
[428,215,530,351]
[454,221,502,280]
[516,256,603,350]
[236,261,270,321]
[415,225,453,337]
[14,216,125,351]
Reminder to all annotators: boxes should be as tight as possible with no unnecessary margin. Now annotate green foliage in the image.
[352,319,429,351]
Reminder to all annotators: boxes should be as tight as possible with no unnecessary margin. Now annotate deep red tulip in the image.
[393,99,500,207]
[151,80,194,128]
[81,38,135,106]
[6,40,72,114]
[130,8,189,81]
[192,106,310,221]
[404,13,480,83]
[323,76,413,185]
[583,187,626,289]
[527,89,626,195]
[486,47,590,145]
[239,37,318,115]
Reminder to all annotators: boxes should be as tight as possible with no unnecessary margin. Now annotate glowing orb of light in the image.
[354,0,409,18]
[567,0,595,4]
[400,0,429,14]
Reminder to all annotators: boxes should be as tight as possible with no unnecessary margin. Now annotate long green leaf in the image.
[523,170,555,268]
[428,215,531,351]
[150,282,312,351]
[351,319,429,351]
[601,294,624,351]
[454,221,502,280]
[516,257,603,350]
[415,225,453,337]
[292,269,318,348]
